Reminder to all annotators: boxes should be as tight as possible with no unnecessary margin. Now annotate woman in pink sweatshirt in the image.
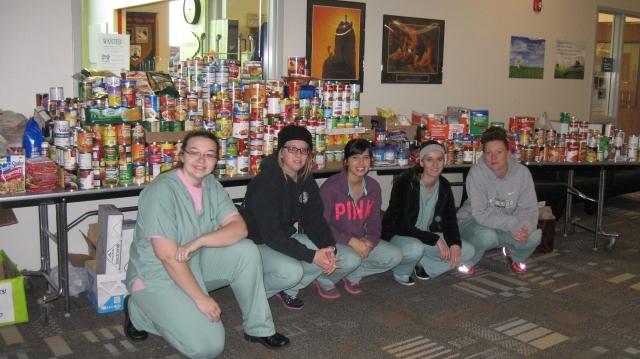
[320,139,402,295]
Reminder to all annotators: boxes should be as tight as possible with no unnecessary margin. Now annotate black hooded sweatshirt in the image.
[242,155,335,263]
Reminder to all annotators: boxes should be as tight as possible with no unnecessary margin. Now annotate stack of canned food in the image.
[34,59,365,189]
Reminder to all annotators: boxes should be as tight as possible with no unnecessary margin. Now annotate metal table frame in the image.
[1,162,637,316]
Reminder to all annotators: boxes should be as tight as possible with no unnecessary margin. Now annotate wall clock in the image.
[183,0,201,24]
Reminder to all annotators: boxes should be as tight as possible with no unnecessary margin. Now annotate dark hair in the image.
[344,138,371,159]
[420,140,444,151]
[480,126,509,149]
[176,130,219,168]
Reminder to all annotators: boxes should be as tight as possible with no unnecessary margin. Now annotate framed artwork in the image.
[509,36,545,79]
[126,12,156,71]
[381,14,445,84]
[306,0,365,88]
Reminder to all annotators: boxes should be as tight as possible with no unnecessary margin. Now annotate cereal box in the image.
[0,155,26,195]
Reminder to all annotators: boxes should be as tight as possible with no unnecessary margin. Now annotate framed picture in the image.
[306,0,365,88]
[381,15,445,84]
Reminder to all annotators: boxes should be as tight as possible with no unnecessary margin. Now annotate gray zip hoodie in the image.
[457,155,538,235]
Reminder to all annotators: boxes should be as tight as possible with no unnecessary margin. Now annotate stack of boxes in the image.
[84,204,135,313]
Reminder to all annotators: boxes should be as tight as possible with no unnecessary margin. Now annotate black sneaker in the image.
[413,265,430,280]
[275,291,304,310]
[123,295,148,341]
[394,276,415,286]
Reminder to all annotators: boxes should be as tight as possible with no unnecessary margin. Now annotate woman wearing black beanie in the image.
[242,125,359,310]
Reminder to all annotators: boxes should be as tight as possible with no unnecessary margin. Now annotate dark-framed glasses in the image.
[284,145,310,155]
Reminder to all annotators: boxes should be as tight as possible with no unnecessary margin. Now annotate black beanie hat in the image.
[278,125,313,151]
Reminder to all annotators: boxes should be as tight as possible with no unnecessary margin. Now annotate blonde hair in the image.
[277,148,313,180]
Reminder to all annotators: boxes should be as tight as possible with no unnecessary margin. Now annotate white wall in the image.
[2,0,640,269]
[282,0,640,123]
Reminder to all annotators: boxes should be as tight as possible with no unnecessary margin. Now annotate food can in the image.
[103,144,119,163]
[77,152,92,170]
[237,155,250,175]
[566,139,579,162]
[63,147,77,171]
[77,130,94,153]
[116,123,132,145]
[225,155,237,176]
[249,156,261,175]
[132,161,146,185]
[131,143,146,162]
[53,119,70,147]
[103,164,119,186]
[103,124,117,146]
[118,163,133,185]
[121,80,137,108]
[78,169,93,190]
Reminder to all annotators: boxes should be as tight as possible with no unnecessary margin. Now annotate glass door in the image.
[617,16,640,136]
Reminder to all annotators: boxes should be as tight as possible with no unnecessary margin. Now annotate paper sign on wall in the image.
[97,33,130,73]
[0,282,15,324]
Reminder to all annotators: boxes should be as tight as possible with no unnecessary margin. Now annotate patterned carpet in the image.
[1,193,640,358]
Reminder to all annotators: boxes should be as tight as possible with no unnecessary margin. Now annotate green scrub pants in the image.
[460,218,542,266]
[258,233,360,297]
[390,235,475,281]
[128,239,275,359]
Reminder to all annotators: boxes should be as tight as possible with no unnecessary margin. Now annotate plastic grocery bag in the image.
[22,117,44,158]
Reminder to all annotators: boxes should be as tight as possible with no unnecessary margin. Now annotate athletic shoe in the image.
[275,291,304,310]
[342,278,363,295]
[312,281,341,299]
[502,247,527,273]
[510,261,527,273]
[413,265,430,280]
[394,276,415,286]
[457,264,476,276]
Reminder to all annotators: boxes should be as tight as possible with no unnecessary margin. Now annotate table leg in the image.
[594,168,619,251]
[563,169,574,238]
[55,200,71,317]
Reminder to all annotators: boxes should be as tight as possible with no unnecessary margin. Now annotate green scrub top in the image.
[126,170,238,291]
[415,180,439,232]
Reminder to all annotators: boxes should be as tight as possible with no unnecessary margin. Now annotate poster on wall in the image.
[381,15,444,84]
[126,12,157,71]
[509,36,545,79]
[555,40,585,79]
[96,34,130,73]
[306,0,366,89]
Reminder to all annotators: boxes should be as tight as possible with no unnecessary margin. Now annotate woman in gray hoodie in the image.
[457,127,541,272]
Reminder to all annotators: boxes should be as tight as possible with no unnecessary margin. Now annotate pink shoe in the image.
[312,281,341,299]
[342,278,363,295]
[457,265,476,276]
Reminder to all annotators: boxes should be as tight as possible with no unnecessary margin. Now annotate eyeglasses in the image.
[183,150,218,161]
[284,145,310,155]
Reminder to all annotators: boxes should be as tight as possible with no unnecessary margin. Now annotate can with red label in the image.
[122,80,137,108]
[566,139,579,162]
[78,169,93,190]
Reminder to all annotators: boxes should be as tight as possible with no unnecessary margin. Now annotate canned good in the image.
[78,169,93,190]
[237,155,250,175]
[121,80,137,108]
[133,161,146,185]
[53,119,70,147]
[225,155,237,176]
[103,145,119,163]
[78,152,92,170]
[116,123,132,145]
[103,125,117,146]
[103,164,119,186]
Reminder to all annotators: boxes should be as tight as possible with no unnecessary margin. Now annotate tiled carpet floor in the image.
[2,193,640,358]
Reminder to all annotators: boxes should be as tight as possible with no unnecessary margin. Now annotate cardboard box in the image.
[470,110,489,135]
[97,205,123,274]
[0,155,26,195]
[119,220,135,272]
[70,223,99,267]
[85,260,127,314]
